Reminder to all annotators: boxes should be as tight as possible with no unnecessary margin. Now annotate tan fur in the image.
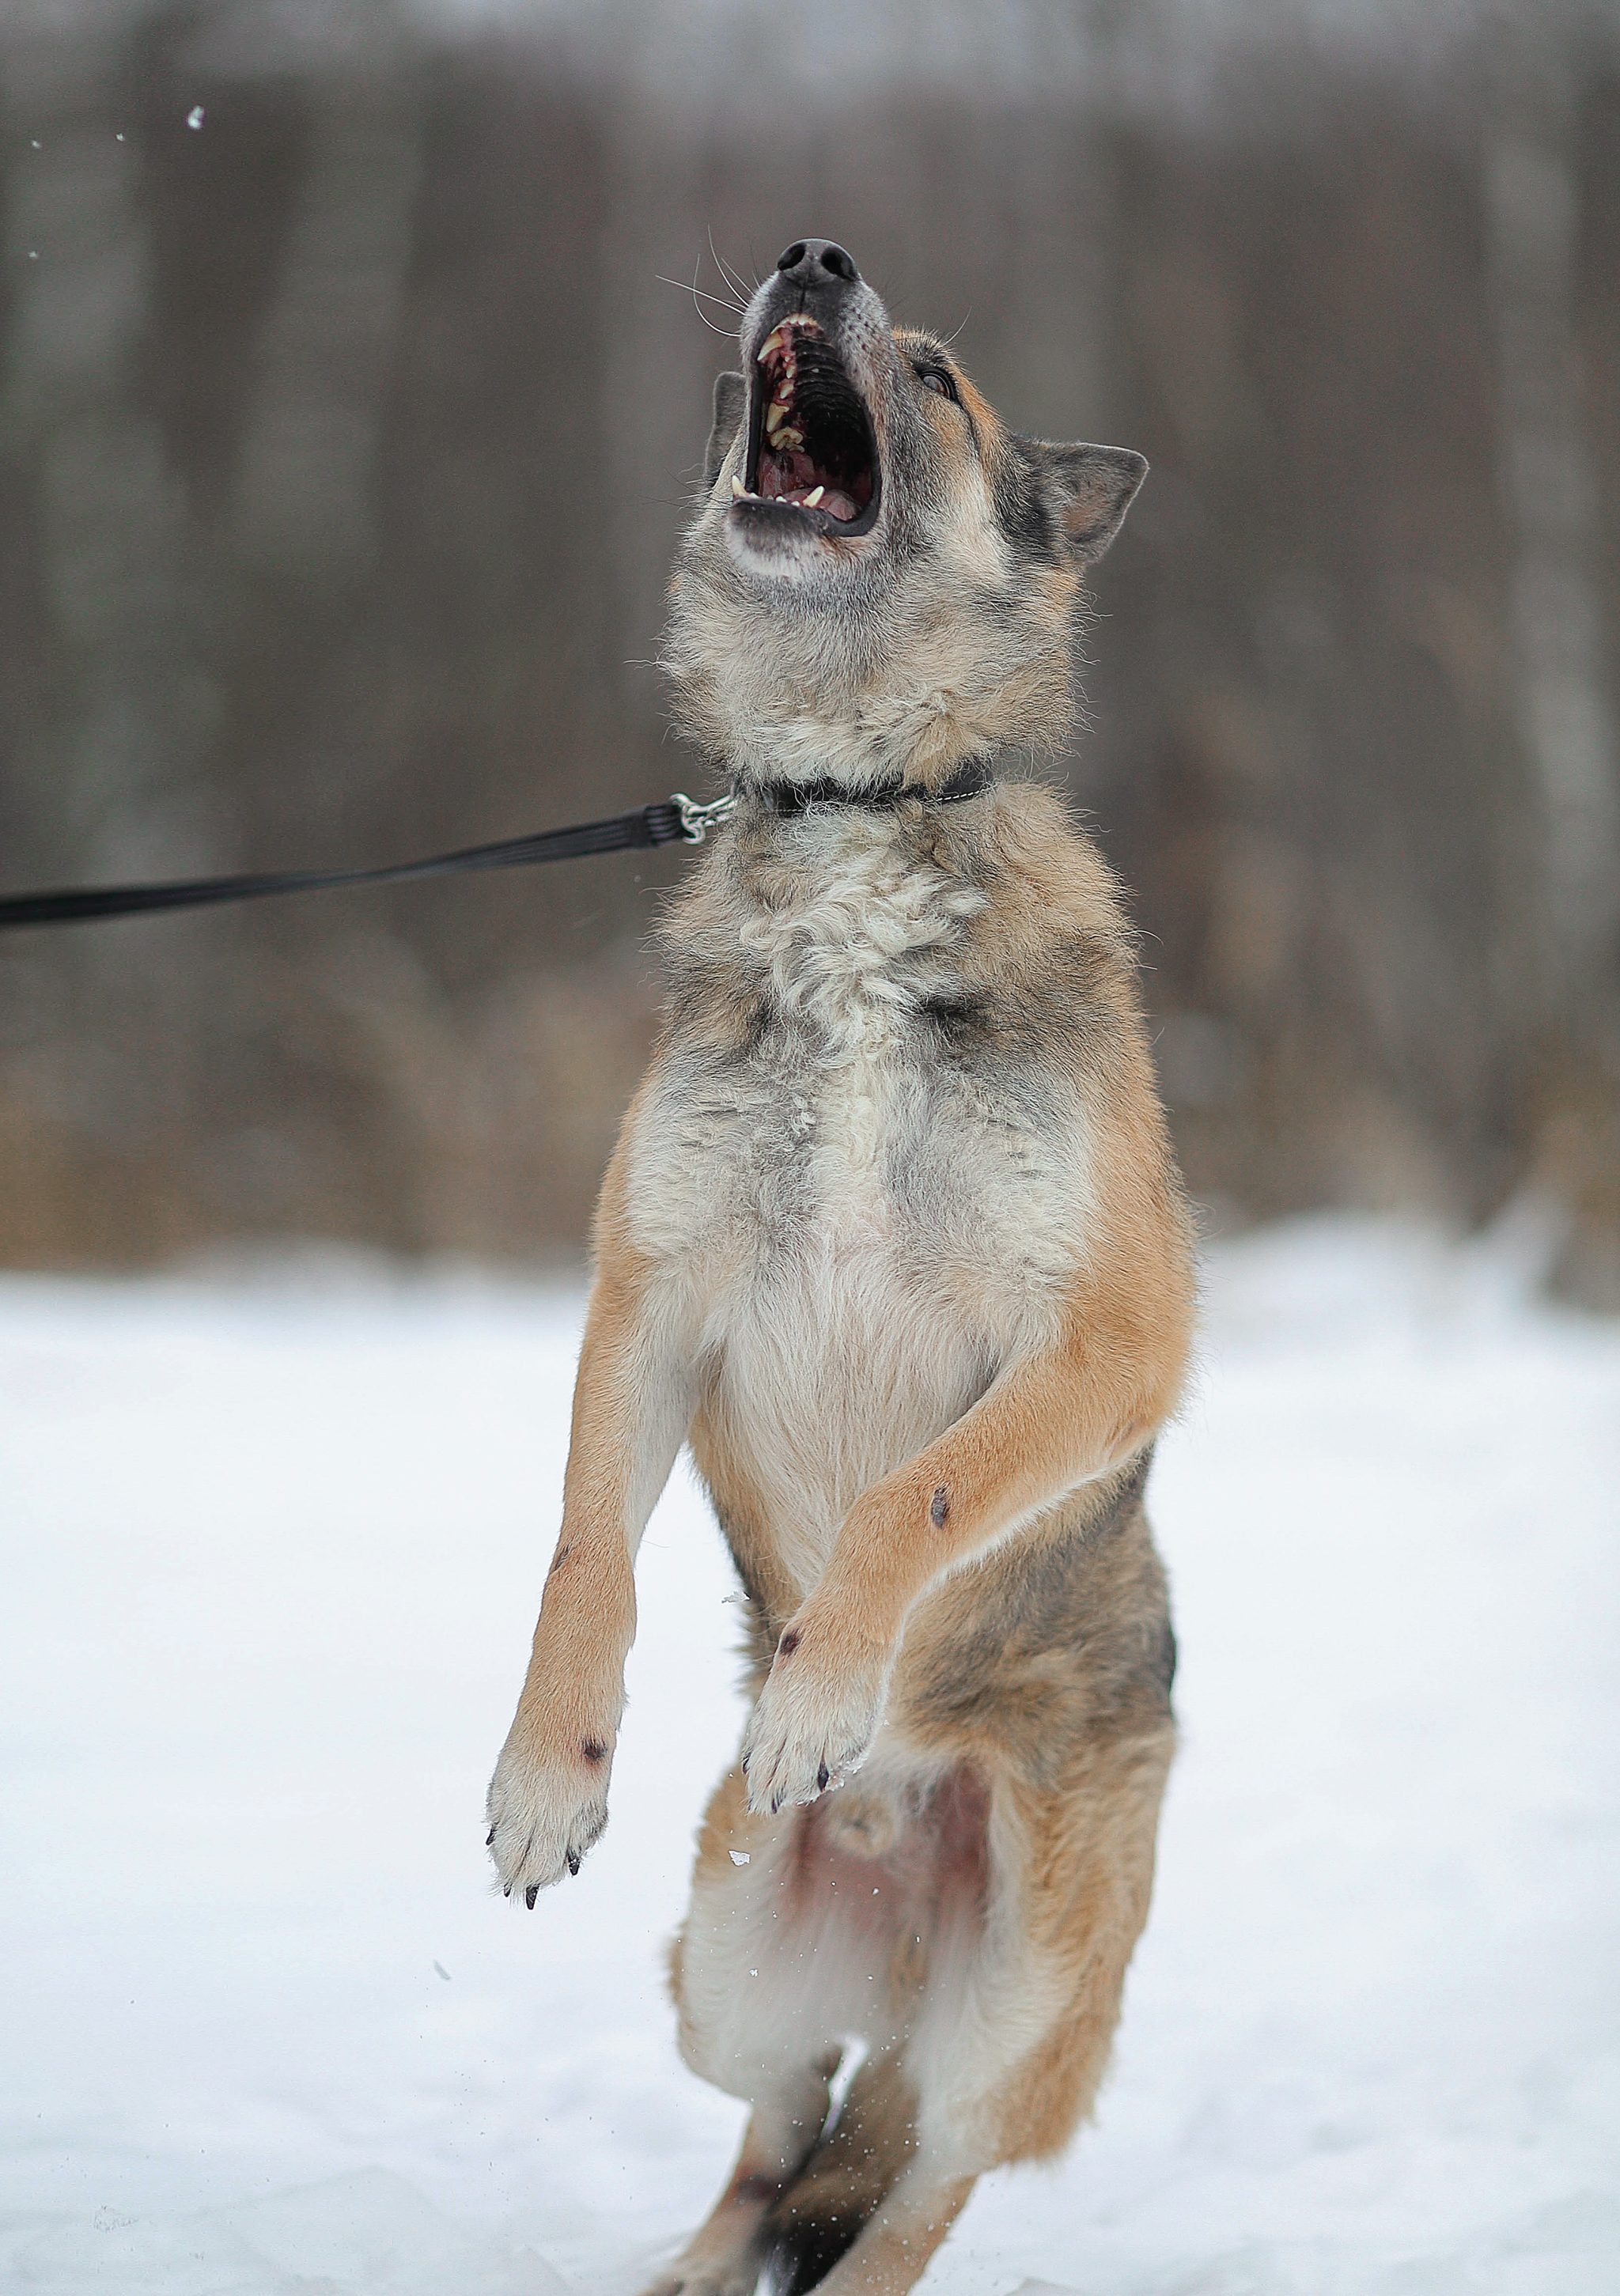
[488,240,1193,2290]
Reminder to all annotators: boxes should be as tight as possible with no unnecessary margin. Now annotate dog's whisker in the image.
[707,227,753,308]
[657,274,745,336]
[657,276,740,337]
[689,252,747,313]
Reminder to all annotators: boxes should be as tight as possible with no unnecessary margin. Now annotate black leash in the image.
[0,761,997,933]
[0,792,734,932]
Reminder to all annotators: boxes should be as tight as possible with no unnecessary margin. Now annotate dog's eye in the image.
[914,363,959,404]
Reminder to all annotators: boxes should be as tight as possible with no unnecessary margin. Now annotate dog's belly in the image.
[705,1225,986,1595]
[633,1023,1088,1597]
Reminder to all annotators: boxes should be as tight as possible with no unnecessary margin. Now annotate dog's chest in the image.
[634,834,1087,1341]
[630,829,1091,1579]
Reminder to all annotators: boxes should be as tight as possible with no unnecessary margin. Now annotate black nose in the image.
[775,239,860,286]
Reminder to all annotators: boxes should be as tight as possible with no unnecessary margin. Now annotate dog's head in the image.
[662,238,1146,789]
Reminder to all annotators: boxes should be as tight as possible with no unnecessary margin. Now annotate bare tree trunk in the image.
[1485,13,1620,1012]
[234,66,422,590]
[1,27,206,879]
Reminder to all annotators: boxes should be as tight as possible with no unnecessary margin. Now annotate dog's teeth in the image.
[758,324,785,361]
[804,486,824,508]
[777,427,803,451]
[731,474,745,497]
[765,402,785,436]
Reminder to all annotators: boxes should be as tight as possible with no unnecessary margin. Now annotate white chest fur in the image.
[630,819,1091,1592]
[736,830,986,1063]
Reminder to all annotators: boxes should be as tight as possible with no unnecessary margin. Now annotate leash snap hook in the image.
[672,791,736,846]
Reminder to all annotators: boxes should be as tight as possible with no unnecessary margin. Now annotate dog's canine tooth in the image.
[803,485,824,509]
[731,474,745,497]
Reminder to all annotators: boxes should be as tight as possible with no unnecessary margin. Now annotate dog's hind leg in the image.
[642,1767,875,2296]
[639,2067,838,2296]
[770,1717,1173,2294]
[772,2162,977,2296]
[761,2049,922,2295]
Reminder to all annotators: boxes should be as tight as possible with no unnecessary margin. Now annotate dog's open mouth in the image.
[734,317,880,536]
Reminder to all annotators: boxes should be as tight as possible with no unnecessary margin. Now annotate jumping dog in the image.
[487,237,1194,2295]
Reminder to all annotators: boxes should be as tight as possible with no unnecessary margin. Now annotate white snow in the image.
[2,1215,1617,2294]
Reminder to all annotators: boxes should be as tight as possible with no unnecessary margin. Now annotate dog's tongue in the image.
[757,458,858,520]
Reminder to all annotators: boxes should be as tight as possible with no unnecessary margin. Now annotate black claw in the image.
[817,1763,830,1791]
[770,1791,784,1815]
[567,1849,581,1876]
[740,1753,749,1774]
[503,1882,512,1897]
[486,1827,495,1846]
[525,1882,539,1909]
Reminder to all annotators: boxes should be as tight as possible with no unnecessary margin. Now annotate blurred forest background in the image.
[2,0,1618,1302]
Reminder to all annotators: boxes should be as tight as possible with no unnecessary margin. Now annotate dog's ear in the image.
[1020,441,1147,564]
[705,371,747,490]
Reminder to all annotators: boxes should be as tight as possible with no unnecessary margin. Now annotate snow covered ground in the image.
[2,1214,1617,2296]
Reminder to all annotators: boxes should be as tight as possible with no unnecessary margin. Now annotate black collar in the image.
[753,756,995,818]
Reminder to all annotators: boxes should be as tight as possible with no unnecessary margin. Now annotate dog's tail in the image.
[763,2051,917,2295]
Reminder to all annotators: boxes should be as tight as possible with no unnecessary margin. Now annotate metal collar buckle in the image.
[672,791,737,845]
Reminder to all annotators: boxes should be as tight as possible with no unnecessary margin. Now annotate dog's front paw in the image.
[486,1723,614,1905]
[740,1609,891,1817]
